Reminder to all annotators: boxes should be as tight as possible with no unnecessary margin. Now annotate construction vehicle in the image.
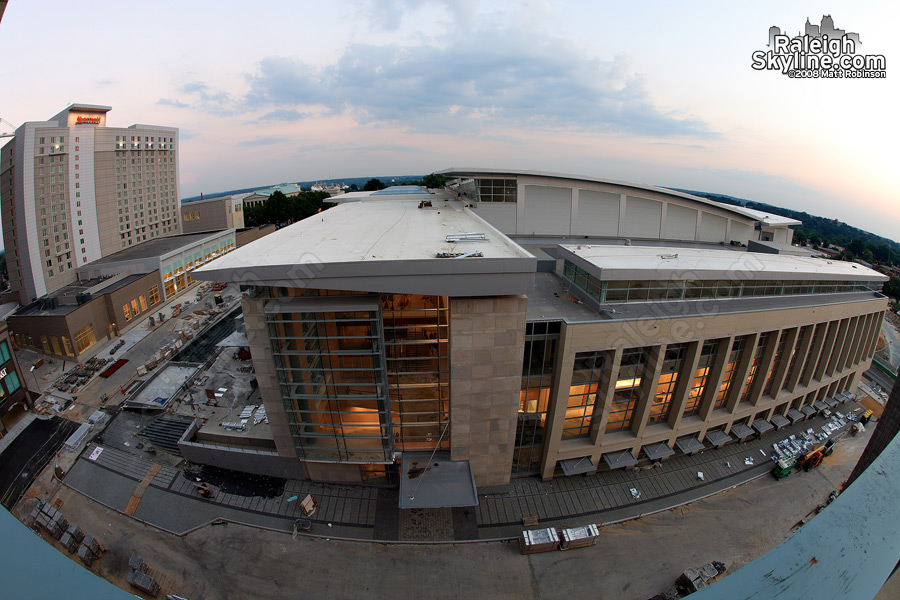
[772,457,797,480]
[800,441,834,471]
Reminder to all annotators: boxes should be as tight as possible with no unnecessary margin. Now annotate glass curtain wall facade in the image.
[382,295,450,451]
[740,332,772,403]
[267,292,450,464]
[268,307,390,462]
[607,348,649,432]
[565,350,607,438]
[649,343,688,424]
[683,340,720,417]
[715,336,748,409]
[563,260,883,304]
[514,322,560,475]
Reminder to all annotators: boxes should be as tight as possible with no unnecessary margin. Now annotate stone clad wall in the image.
[449,295,527,491]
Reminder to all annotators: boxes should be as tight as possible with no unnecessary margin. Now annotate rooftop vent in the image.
[445,232,487,243]
[436,251,484,259]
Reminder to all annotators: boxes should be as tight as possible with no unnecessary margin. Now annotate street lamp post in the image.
[29,365,42,403]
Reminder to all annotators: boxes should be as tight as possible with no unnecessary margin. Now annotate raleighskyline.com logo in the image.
[752,15,886,79]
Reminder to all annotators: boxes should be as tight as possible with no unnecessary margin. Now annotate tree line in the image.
[243,190,336,228]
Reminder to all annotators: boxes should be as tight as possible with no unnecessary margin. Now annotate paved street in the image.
[18,422,870,600]
[54,400,867,549]
[881,317,900,369]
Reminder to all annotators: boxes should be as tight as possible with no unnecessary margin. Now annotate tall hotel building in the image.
[190,170,887,502]
[0,104,180,304]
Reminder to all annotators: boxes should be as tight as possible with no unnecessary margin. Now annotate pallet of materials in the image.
[520,527,559,554]
[559,524,601,550]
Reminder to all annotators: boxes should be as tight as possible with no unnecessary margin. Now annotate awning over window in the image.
[801,405,817,418]
[398,452,478,509]
[771,414,791,429]
[705,429,732,447]
[675,435,705,455]
[824,397,838,408]
[603,450,638,470]
[731,423,755,440]
[752,420,774,435]
[559,456,597,476]
[813,400,828,412]
[642,442,675,461]
[787,408,805,423]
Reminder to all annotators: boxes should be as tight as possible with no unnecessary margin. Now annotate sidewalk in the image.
[60,402,867,543]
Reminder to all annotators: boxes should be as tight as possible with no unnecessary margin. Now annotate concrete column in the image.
[241,294,299,461]
[698,335,733,420]
[814,320,840,381]
[515,181,527,235]
[632,345,664,439]
[570,188,579,235]
[766,327,799,401]
[801,323,827,387]
[748,331,779,407]
[860,312,881,364]
[855,312,877,365]
[785,325,814,393]
[837,316,861,373]
[588,347,623,462]
[862,312,886,362]
[668,340,701,431]
[540,324,575,480]
[449,295,527,491]
[726,332,759,413]
[848,313,870,368]
[825,318,850,377]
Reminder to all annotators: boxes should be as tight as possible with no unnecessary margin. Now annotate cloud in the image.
[255,108,312,122]
[241,29,714,138]
[158,98,190,109]
[362,0,477,31]
[161,23,713,139]
[238,137,289,147]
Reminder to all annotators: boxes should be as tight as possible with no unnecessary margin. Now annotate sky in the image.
[1,1,898,241]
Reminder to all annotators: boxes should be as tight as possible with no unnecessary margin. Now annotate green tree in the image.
[363,178,387,191]
[883,276,900,302]
[422,173,446,189]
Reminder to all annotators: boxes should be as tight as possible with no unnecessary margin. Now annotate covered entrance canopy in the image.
[398,452,478,509]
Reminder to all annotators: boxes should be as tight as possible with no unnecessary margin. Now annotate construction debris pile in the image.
[53,356,110,393]
[648,561,727,599]
[770,411,857,464]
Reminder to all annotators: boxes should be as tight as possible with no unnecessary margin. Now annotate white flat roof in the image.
[560,245,887,282]
[193,193,536,296]
[439,167,801,226]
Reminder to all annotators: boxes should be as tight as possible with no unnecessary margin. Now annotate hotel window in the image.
[607,347,649,433]
[123,304,132,320]
[131,299,140,315]
[648,343,688,425]
[139,295,147,311]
